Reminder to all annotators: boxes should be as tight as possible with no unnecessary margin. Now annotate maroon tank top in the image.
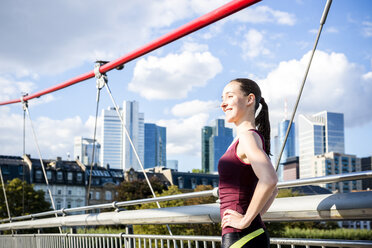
[218,129,266,236]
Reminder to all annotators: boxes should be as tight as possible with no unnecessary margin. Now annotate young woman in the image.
[218,78,278,248]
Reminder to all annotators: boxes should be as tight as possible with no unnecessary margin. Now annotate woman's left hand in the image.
[221,209,251,229]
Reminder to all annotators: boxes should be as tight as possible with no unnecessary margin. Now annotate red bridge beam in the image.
[0,0,261,106]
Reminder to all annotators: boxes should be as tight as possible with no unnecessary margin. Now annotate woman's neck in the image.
[235,119,256,136]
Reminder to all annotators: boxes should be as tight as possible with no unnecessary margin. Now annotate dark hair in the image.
[231,78,271,156]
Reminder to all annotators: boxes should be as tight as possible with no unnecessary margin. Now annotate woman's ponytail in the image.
[255,97,271,156]
[231,78,271,156]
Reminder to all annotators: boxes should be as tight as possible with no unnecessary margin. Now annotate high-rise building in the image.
[100,107,123,169]
[144,123,166,169]
[74,137,100,166]
[312,152,361,193]
[202,119,233,173]
[201,126,213,173]
[122,101,144,171]
[361,156,372,190]
[275,120,296,181]
[299,111,345,178]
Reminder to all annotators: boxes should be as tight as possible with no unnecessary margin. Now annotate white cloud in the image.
[0,0,206,77]
[362,21,372,37]
[230,5,296,26]
[171,100,220,117]
[258,50,372,127]
[326,27,339,33]
[128,43,222,100]
[157,113,209,156]
[0,107,99,159]
[0,76,35,102]
[241,29,270,59]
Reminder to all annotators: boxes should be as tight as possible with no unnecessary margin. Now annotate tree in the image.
[133,184,221,236]
[191,169,203,173]
[114,177,166,210]
[0,178,51,219]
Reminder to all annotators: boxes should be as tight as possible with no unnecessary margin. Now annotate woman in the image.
[218,78,278,248]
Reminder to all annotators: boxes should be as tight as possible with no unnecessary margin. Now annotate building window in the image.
[57,189,62,195]
[67,202,72,208]
[18,165,24,175]
[178,177,184,189]
[57,171,63,181]
[67,172,73,181]
[1,165,9,175]
[57,201,62,210]
[68,190,72,195]
[89,191,93,200]
[212,179,218,188]
[95,191,100,200]
[77,173,82,182]
[191,178,197,189]
[36,170,42,179]
[202,178,208,185]
[105,191,112,201]
[47,171,52,180]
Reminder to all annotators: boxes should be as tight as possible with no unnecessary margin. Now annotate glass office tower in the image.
[122,101,144,171]
[275,120,296,181]
[74,136,101,166]
[144,123,166,169]
[100,107,123,169]
[299,111,345,178]
[202,119,233,173]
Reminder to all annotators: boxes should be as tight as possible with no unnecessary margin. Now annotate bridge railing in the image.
[1,233,372,248]
[0,171,372,247]
[1,170,371,225]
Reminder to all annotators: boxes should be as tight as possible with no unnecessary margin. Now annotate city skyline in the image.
[0,1,371,172]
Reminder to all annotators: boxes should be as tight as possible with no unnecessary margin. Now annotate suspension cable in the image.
[0,166,13,234]
[86,63,106,207]
[21,98,62,234]
[97,67,173,235]
[275,0,332,171]
[22,95,27,215]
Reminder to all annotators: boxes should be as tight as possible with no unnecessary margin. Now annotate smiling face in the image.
[221,81,255,124]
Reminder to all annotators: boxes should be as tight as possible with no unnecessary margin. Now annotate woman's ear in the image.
[246,93,255,106]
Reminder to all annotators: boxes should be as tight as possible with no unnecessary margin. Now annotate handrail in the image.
[0,171,371,224]
[0,0,261,106]
[277,170,372,188]
[0,190,371,229]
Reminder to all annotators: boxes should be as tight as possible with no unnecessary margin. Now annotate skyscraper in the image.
[275,120,296,181]
[100,107,123,169]
[299,111,345,178]
[201,126,213,173]
[202,119,233,173]
[122,101,144,171]
[74,137,100,166]
[144,123,166,169]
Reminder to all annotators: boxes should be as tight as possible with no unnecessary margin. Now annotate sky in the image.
[0,0,371,172]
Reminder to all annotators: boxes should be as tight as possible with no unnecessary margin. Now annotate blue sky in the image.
[0,0,371,172]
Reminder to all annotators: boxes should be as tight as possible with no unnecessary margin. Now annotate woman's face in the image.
[221,81,252,123]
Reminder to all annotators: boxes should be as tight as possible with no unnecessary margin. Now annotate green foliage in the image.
[77,227,124,234]
[283,227,372,240]
[133,184,221,236]
[115,177,166,210]
[191,169,203,173]
[0,178,51,219]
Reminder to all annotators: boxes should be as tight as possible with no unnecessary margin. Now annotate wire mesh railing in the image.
[1,233,371,248]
